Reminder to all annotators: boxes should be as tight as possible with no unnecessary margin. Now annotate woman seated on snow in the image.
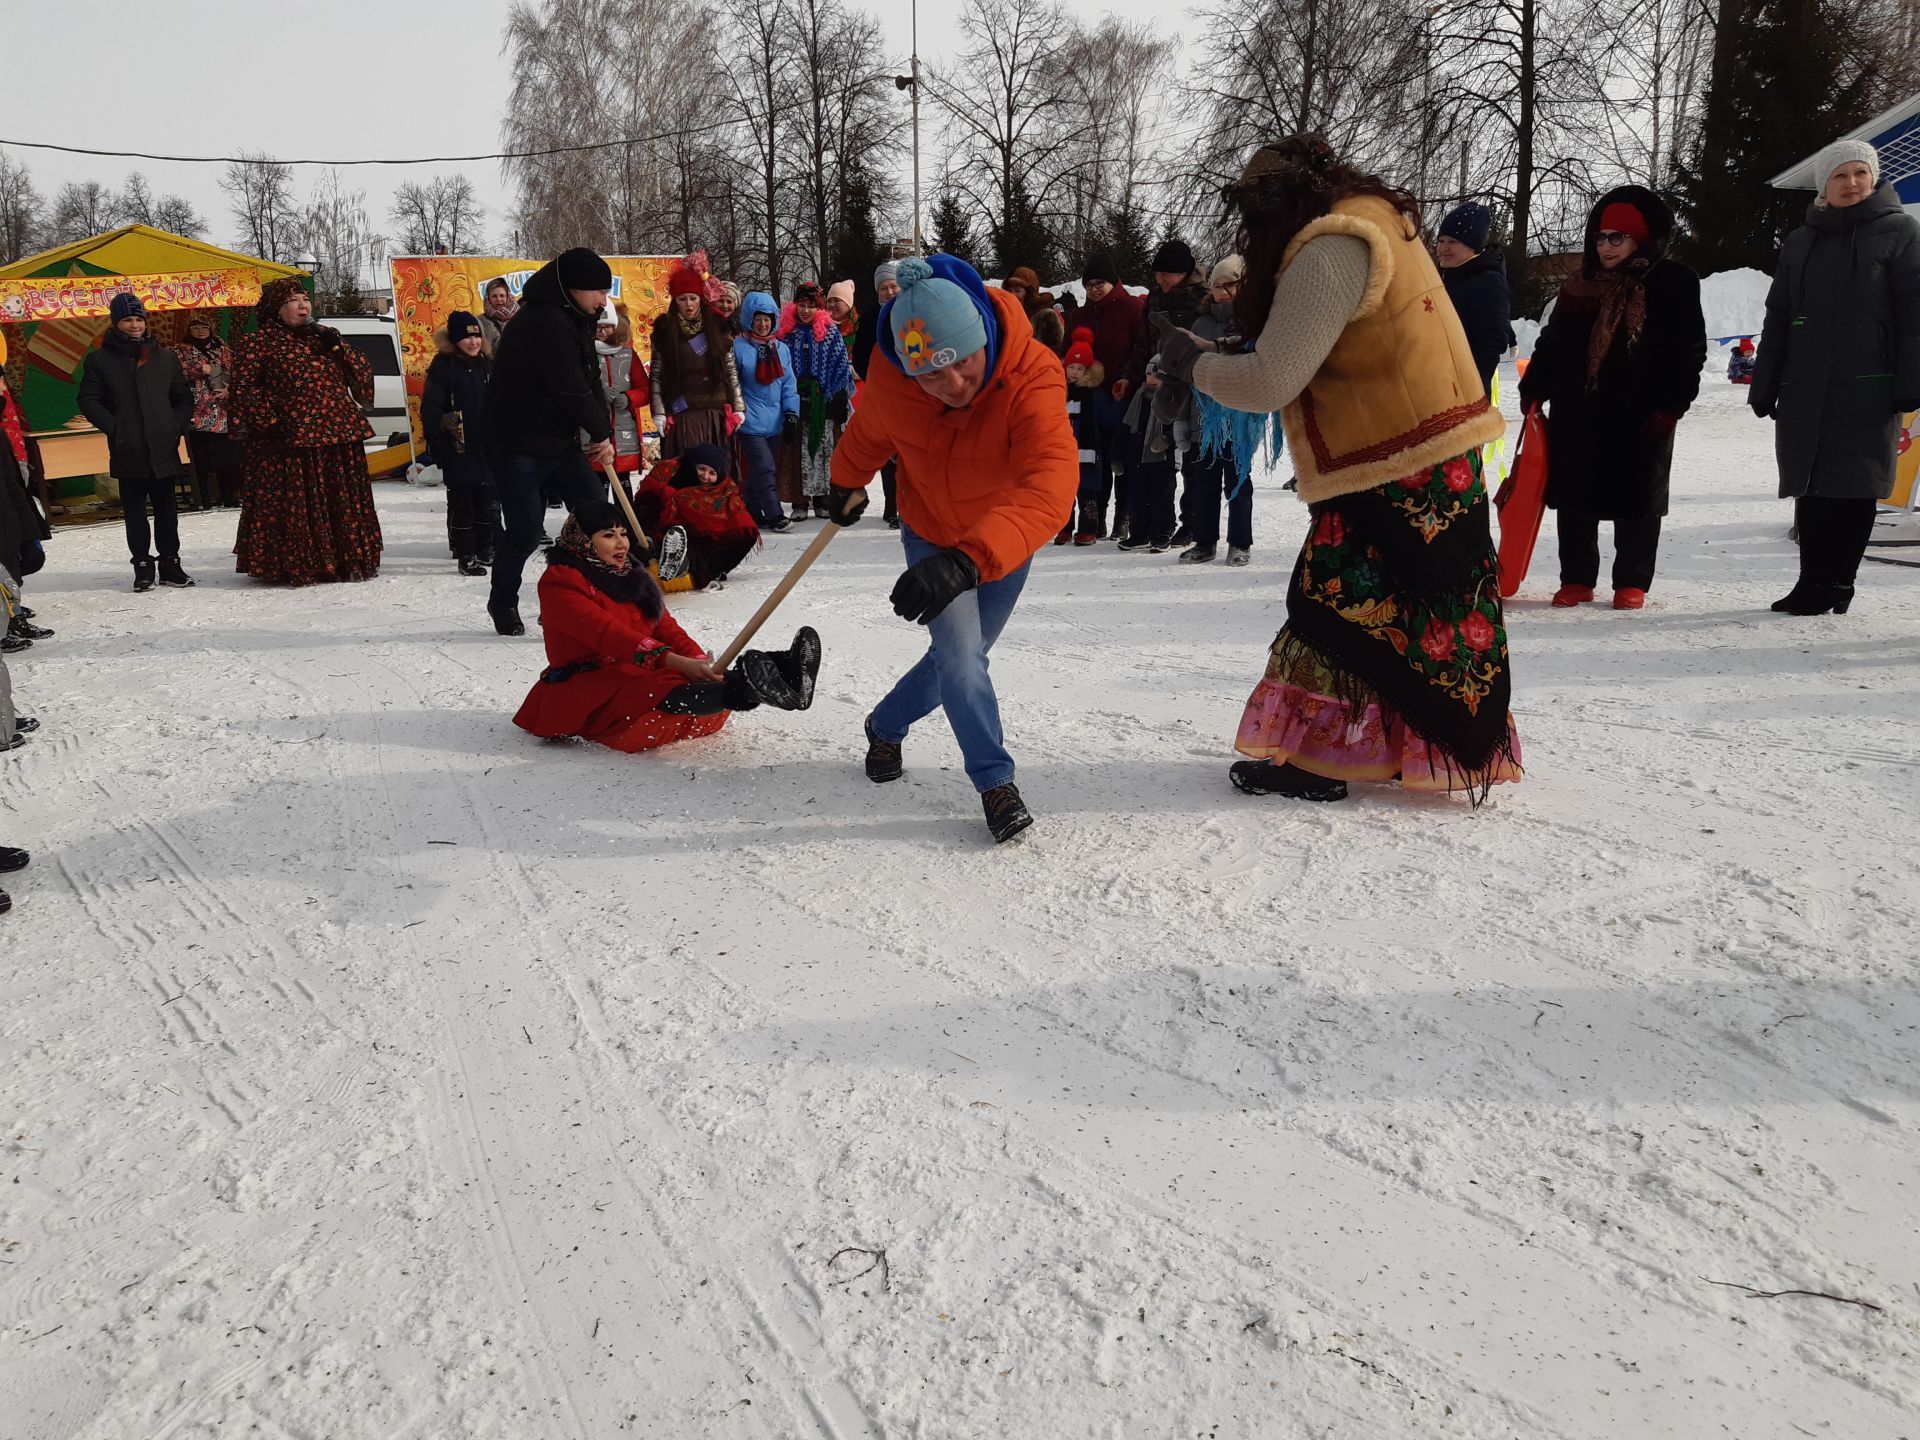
[513,500,819,753]
[633,442,758,592]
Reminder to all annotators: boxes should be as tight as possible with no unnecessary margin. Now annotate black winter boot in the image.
[864,716,903,783]
[488,601,525,637]
[736,627,821,711]
[1230,759,1348,802]
[158,556,195,588]
[457,556,489,577]
[9,615,52,640]
[982,782,1034,843]
[132,558,156,593]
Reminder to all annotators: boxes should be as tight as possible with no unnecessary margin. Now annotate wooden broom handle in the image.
[715,523,841,670]
[601,460,650,550]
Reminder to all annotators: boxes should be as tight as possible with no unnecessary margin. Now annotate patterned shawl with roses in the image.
[1283,447,1516,789]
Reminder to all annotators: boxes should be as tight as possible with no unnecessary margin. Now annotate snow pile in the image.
[1512,317,1541,361]
[1700,267,1770,341]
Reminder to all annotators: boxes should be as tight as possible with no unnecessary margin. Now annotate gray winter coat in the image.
[1751,182,1920,500]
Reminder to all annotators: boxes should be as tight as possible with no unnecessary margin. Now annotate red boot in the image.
[1613,588,1646,610]
[1551,584,1595,607]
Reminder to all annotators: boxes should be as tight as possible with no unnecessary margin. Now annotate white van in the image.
[328,315,410,448]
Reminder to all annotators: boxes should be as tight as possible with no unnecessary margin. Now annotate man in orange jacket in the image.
[826,254,1078,843]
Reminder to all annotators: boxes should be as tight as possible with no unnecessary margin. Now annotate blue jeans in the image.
[491,449,602,609]
[737,432,783,527]
[1185,446,1254,550]
[869,526,1031,793]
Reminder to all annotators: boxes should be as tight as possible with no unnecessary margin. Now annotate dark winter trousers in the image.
[1086,421,1141,533]
[1184,447,1254,551]
[446,485,499,562]
[1132,454,1179,544]
[881,459,898,522]
[119,474,181,563]
[493,449,602,610]
[736,434,784,528]
[1557,510,1662,591]
[1794,496,1878,588]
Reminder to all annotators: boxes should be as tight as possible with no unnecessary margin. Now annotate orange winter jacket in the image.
[831,286,1078,582]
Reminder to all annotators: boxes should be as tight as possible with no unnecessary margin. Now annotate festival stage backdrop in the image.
[388,254,678,451]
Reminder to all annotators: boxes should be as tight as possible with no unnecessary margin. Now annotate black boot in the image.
[132,558,157,593]
[864,715,903,783]
[0,847,28,873]
[1772,581,1852,616]
[158,556,195,588]
[0,634,28,654]
[9,615,52,640]
[488,601,525,637]
[457,556,489,577]
[1230,759,1348,802]
[736,626,821,711]
[982,782,1034,843]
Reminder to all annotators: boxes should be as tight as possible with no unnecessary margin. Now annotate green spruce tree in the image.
[930,191,979,268]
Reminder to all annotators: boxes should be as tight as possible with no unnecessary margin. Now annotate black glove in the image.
[781,412,801,443]
[1750,398,1775,420]
[1155,325,1203,385]
[438,412,460,433]
[828,391,851,426]
[827,484,868,527]
[890,547,978,625]
[311,325,344,356]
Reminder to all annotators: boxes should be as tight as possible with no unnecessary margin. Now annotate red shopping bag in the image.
[1495,406,1548,599]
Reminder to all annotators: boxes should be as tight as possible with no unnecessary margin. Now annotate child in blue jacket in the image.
[732,291,800,532]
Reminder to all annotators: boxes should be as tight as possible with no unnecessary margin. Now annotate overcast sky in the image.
[5,0,1178,263]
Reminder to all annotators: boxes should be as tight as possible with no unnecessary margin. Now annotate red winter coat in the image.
[512,560,727,752]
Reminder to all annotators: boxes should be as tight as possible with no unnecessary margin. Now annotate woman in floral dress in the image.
[1158,135,1521,802]
[172,312,244,507]
[229,277,383,583]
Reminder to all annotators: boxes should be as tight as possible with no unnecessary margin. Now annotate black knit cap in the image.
[445,309,483,342]
[573,498,627,536]
[680,442,730,479]
[1082,253,1119,286]
[555,247,614,291]
[1151,239,1195,275]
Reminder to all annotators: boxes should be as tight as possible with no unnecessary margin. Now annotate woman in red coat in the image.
[512,500,819,753]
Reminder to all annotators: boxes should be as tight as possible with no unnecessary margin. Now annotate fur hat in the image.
[445,310,484,343]
[1030,307,1066,355]
[1063,325,1097,371]
[1006,266,1041,292]
[1208,255,1246,289]
[555,247,613,291]
[1439,202,1492,253]
[1082,253,1119,287]
[1151,239,1195,276]
[793,280,824,306]
[1813,139,1880,190]
[827,279,856,311]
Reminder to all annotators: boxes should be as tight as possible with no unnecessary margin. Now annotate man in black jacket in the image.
[76,293,194,592]
[1123,238,1210,550]
[484,247,616,635]
[1435,202,1515,396]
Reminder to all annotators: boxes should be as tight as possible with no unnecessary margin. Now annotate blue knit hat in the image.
[889,255,989,376]
[1438,202,1492,253]
[108,292,147,323]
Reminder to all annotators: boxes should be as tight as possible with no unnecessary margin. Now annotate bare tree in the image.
[113,172,207,237]
[388,175,487,253]
[1051,18,1177,265]
[221,153,300,260]
[299,170,381,312]
[47,181,117,246]
[720,0,799,293]
[0,155,43,263]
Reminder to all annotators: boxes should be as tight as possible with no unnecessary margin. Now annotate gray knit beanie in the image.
[1813,139,1879,191]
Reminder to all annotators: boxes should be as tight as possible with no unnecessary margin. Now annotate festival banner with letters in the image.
[0,268,263,323]
[389,254,678,452]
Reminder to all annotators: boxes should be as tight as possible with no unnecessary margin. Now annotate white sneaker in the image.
[655,525,691,582]
[1226,546,1251,567]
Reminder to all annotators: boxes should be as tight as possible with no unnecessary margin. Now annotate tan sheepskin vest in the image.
[1281,195,1506,503]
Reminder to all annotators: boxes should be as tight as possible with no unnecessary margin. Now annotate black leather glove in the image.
[310,324,344,355]
[828,391,851,426]
[1155,325,1203,385]
[890,547,978,624]
[827,484,868,527]
[781,412,801,442]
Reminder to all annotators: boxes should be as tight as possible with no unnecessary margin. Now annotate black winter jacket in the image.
[1127,275,1211,393]
[1751,183,1920,500]
[1441,248,1515,392]
[422,352,496,488]
[1519,186,1706,520]
[76,333,192,480]
[486,258,613,458]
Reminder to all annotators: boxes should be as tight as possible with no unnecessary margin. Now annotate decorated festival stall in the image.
[0,225,308,513]
[389,253,678,455]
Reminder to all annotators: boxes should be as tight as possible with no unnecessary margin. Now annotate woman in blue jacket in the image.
[732,291,800,533]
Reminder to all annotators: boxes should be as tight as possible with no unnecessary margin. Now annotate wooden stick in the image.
[716,523,840,670]
[600,460,650,550]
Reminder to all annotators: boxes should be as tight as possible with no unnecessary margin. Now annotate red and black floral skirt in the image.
[235,439,383,584]
[1237,449,1522,796]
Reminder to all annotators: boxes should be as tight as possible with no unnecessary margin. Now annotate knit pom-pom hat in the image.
[888,255,989,376]
[1063,326,1096,370]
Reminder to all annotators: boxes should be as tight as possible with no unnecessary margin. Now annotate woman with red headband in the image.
[1520,186,1706,610]
[647,249,744,460]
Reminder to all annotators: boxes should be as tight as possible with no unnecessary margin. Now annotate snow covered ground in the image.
[4,378,1918,1439]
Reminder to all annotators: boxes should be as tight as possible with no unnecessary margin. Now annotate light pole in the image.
[893,0,922,253]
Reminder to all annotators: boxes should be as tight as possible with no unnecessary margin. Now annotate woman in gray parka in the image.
[1751,139,1920,615]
